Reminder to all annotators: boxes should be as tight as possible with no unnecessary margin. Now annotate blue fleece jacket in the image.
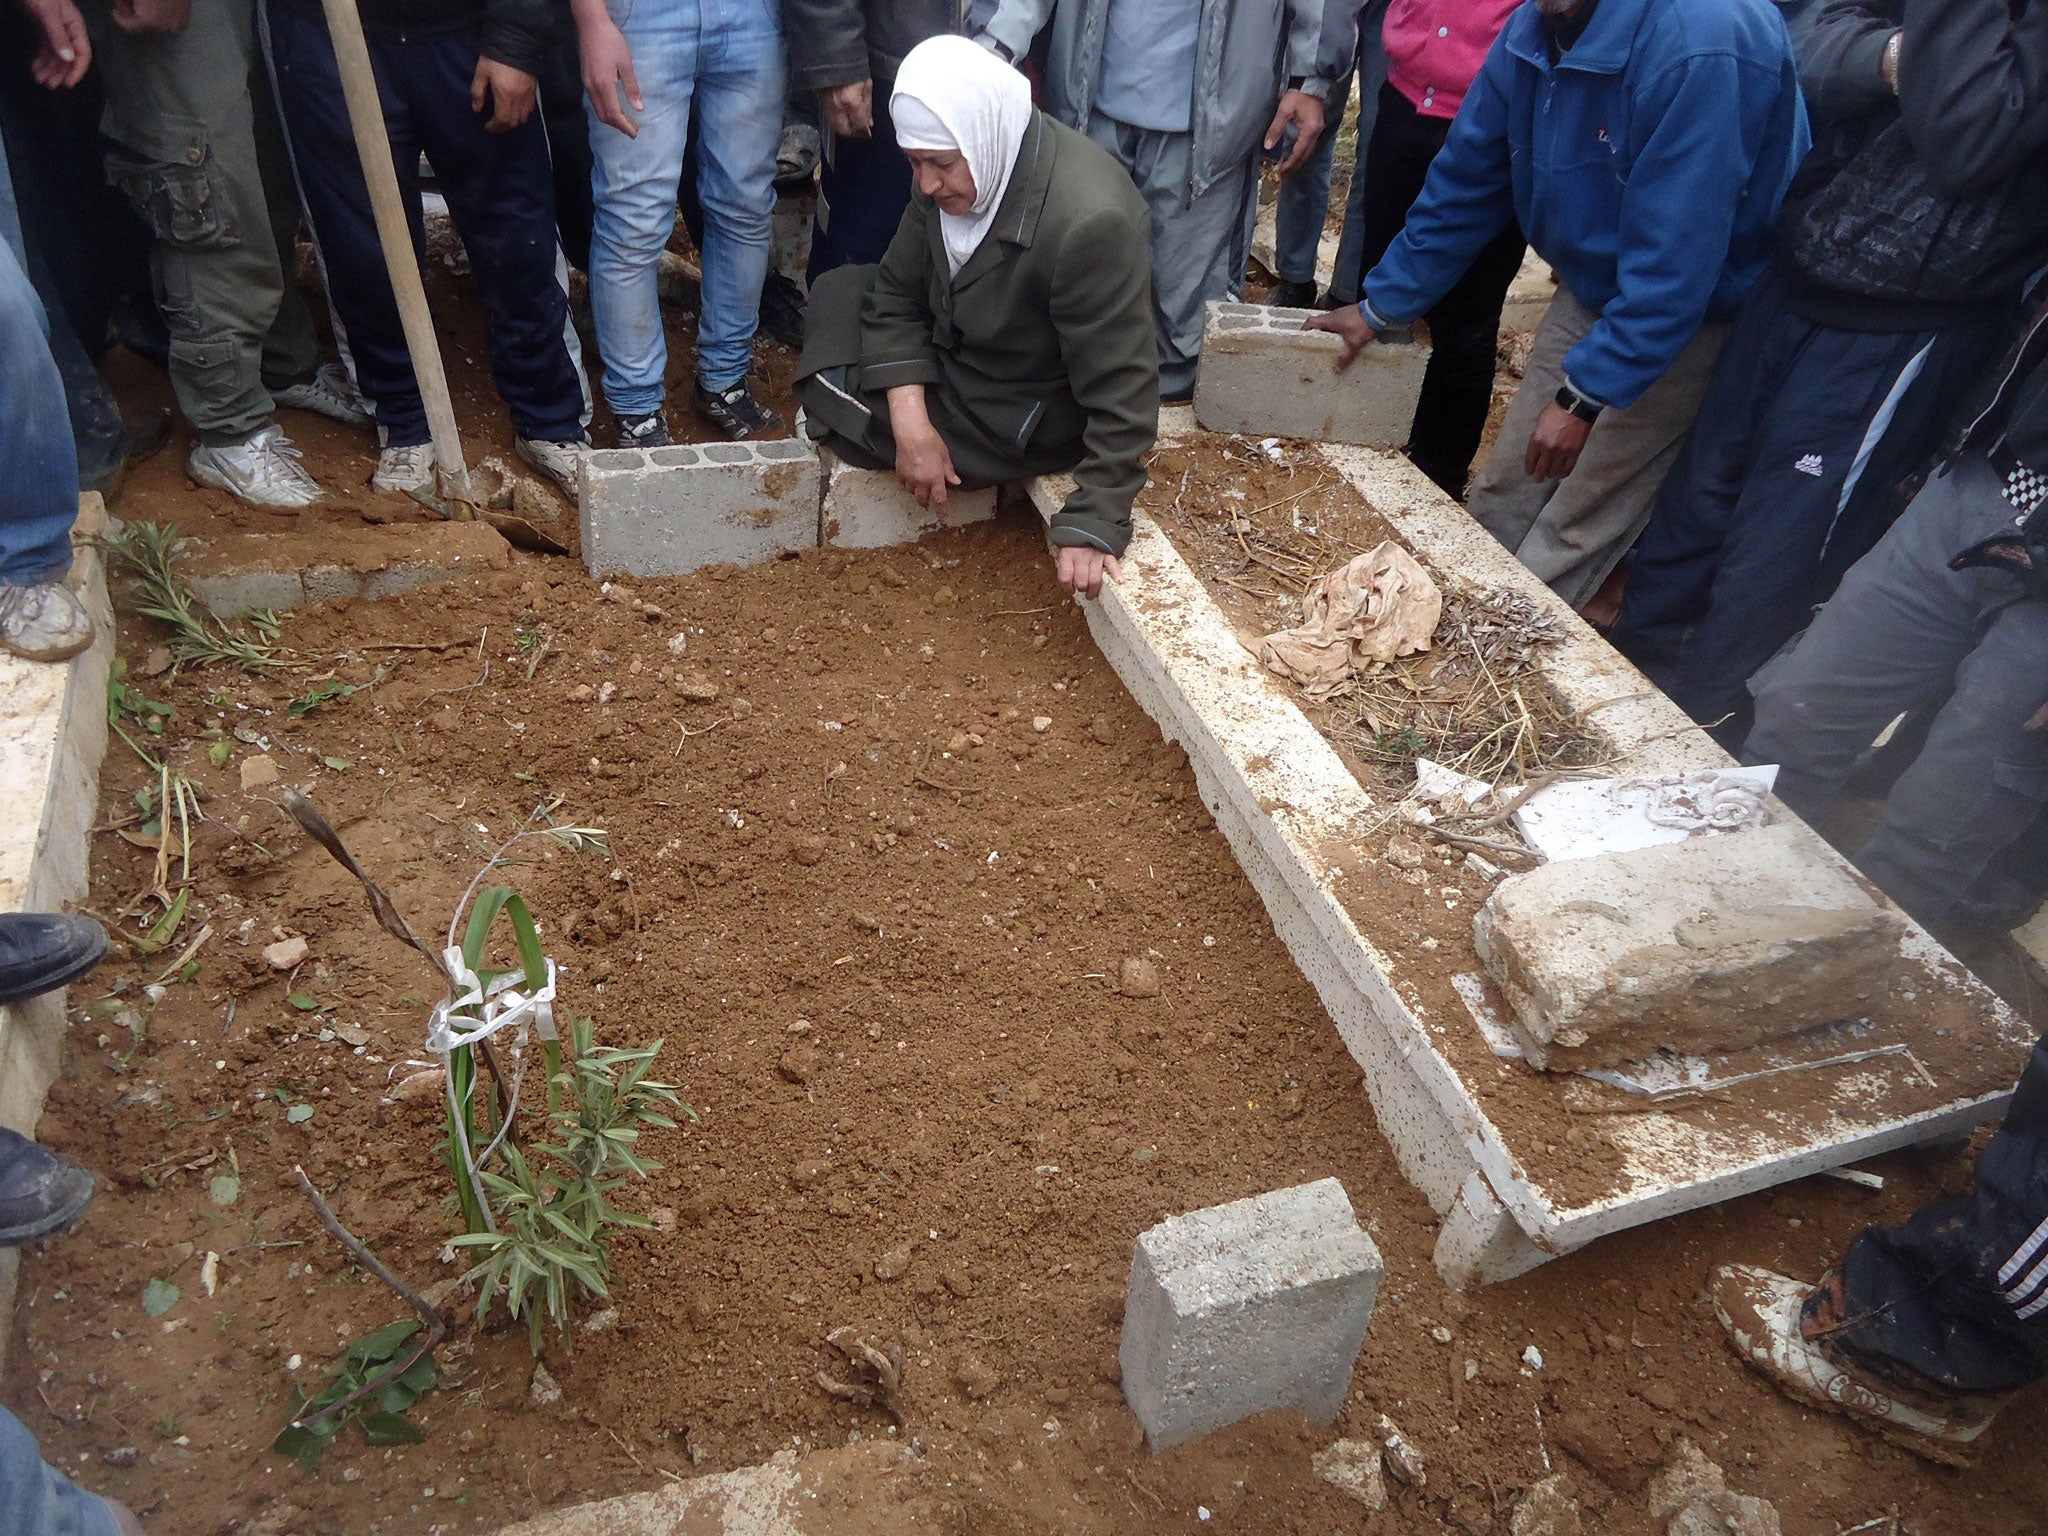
[1360,0,1810,410]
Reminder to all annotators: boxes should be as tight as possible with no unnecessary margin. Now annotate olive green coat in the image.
[796,111,1159,556]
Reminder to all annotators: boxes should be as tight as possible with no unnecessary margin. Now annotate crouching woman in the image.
[796,36,1157,599]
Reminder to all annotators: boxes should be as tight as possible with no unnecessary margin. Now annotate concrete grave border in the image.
[0,496,114,1356]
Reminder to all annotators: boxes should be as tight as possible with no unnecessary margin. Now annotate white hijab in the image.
[891,36,1034,278]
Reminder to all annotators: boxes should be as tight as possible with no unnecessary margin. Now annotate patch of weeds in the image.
[96,522,280,672]
[108,660,174,736]
[273,1318,433,1470]
[289,678,357,717]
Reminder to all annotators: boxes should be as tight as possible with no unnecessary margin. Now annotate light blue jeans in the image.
[0,1403,121,1536]
[585,0,786,409]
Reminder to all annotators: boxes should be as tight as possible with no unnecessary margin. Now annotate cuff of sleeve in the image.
[858,356,943,389]
[1842,28,1895,94]
[479,36,544,78]
[980,15,1036,64]
[1050,513,1130,558]
[792,62,870,92]
[1559,371,1614,412]
[1359,295,1401,331]
[1295,77,1335,102]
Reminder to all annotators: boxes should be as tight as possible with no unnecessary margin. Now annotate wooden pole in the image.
[313,0,473,504]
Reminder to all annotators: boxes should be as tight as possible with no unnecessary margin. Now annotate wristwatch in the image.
[1880,30,1902,94]
[1554,383,1602,423]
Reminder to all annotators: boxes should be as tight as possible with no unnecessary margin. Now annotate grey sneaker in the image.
[613,412,673,449]
[0,582,94,663]
[272,362,374,428]
[187,424,323,508]
[373,441,437,494]
[516,436,588,500]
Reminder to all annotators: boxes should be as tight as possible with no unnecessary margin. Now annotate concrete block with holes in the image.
[183,523,514,617]
[820,451,997,549]
[1193,301,1429,446]
[1120,1177,1381,1451]
[578,438,822,577]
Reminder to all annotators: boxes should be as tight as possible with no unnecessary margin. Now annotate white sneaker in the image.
[0,582,94,663]
[272,362,374,428]
[1710,1263,2004,1464]
[372,442,437,494]
[187,424,323,508]
[516,436,588,500]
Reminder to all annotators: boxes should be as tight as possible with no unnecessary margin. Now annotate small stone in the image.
[874,1240,915,1281]
[731,698,754,718]
[789,1160,830,1190]
[510,475,560,526]
[1510,1474,1583,1536]
[1118,956,1161,999]
[1031,716,1052,732]
[597,680,617,706]
[1312,1439,1386,1511]
[1430,1325,1453,1344]
[580,1308,620,1334]
[953,1354,999,1400]
[334,1026,371,1047]
[675,673,721,703]
[649,1206,677,1233]
[940,1269,975,1298]
[1089,716,1116,746]
[263,936,309,971]
[240,755,280,791]
[387,1068,445,1103]
[339,1468,363,1483]
[1523,1344,1544,1370]
[778,1043,824,1085]
[1378,1415,1426,1488]
[102,1446,139,1469]
[666,631,690,656]
[789,835,825,867]
[528,1363,562,1406]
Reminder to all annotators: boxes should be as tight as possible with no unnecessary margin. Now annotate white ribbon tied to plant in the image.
[426,945,558,1057]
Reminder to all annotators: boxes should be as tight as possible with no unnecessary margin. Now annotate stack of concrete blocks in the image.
[581,439,822,577]
[1119,1177,1382,1451]
[1472,822,1907,1071]
[0,496,113,1365]
[1193,301,1429,446]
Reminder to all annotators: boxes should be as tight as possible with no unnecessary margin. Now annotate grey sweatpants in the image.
[1744,456,2048,930]
[1468,287,1728,609]
[1084,112,1253,403]
[95,0,318,442]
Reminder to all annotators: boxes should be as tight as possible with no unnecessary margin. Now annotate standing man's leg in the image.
[1086,114,1249,405]
[809,85,915,280]
[1324,0,1389,308]
[0,153,92,662]
[585,0,695,444]
[97,0,322,506]
[687,0,786,439]
[540,0,595,273]
[1269,64,1350,309]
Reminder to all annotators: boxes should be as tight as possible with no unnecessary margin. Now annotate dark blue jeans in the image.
[0,152,81,587]
[808,85,913,281]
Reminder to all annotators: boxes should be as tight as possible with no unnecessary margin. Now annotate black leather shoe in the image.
[0,1127,94,1247]
[0,913,109,1006]
[1267,279,1319,309]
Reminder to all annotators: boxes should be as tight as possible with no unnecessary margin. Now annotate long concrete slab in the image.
[1023,446,2030,1285]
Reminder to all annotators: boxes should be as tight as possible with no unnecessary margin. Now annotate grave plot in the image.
[1027,416,2034,1286]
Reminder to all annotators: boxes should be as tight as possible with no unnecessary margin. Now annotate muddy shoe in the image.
[693,379,783,441]
[0,913,107,1004]
[0,582,95,662]
[516,436,590,500]
[187,424,323,508]
[372,441,437,494]
[1710,1263,2005,1464]
[614,411,673,449]
[0,1127,94,1247]
[272,362,374,428]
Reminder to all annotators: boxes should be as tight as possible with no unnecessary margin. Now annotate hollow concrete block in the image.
[820,453,996,549]
[579,438,821,577]
[184,523,514,617]
[1473,822,1907,1071]
[1120,1177,1381,1451]
[1194,301,1429,445]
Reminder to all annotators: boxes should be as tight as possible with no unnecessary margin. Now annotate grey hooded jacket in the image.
[979,0,1348,200]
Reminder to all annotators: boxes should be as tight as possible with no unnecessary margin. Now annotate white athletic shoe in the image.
[372,442,437,494]
[515,436,588,500]
[0,581,94,663]
[1710,1263,2005,1464]
[187,424,323,508]
[272,362,374,428]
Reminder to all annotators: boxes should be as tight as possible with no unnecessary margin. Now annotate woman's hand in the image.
[1056,546,1122,601]
[579,16,642,137]
[888,386,959,510]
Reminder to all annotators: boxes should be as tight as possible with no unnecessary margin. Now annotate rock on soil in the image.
[1647,1440,1782,1536]
[1511,1474,1583,1536]
[1118,957,1162,998]
[262,935,308,970]
[952,1355,999,1400]
[529,1364,563,1407]
[239,755,279,790]
[873,1241,915,1281]
[1311,1438,1386,1510]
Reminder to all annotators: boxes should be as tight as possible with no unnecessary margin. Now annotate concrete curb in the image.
[0,495,114,1360]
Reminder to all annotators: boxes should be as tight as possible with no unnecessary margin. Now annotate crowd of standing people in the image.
[0,0,2046,1503]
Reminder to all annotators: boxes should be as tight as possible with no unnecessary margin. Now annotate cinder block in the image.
[579,438,821,577]
[1473,822,1907,1072]
[1120,1177,1381,1451]
[1194,301,1429,445]
[821,452,996,548]
[184,523,514,616]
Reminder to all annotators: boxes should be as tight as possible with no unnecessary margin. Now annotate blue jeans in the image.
[0,1403,120,1536]
[0,150,80,588]
[1273,0,1388,297]
[586,0,785,407]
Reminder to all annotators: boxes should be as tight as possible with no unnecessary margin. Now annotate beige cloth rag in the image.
[1258,541,1441,695]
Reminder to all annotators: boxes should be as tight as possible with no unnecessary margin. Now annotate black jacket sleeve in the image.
[479,0,554,76]
[858,199,944,389]
[1799,1,1901,127]
[1896,0,2048,197]
[781,0,871,91]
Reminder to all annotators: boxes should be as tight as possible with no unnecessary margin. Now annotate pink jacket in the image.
[1382,0,1522,120]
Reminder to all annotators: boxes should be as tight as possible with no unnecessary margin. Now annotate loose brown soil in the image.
[8,272,2048,1536]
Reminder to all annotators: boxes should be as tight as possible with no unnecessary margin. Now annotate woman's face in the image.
[907,149,978,215]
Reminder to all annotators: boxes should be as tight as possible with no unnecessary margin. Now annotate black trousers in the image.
[1832,1035,2048,1395]
[1356,81,1525,500]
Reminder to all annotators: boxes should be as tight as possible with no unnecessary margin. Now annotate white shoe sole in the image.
[1711,1264,1998,1464]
